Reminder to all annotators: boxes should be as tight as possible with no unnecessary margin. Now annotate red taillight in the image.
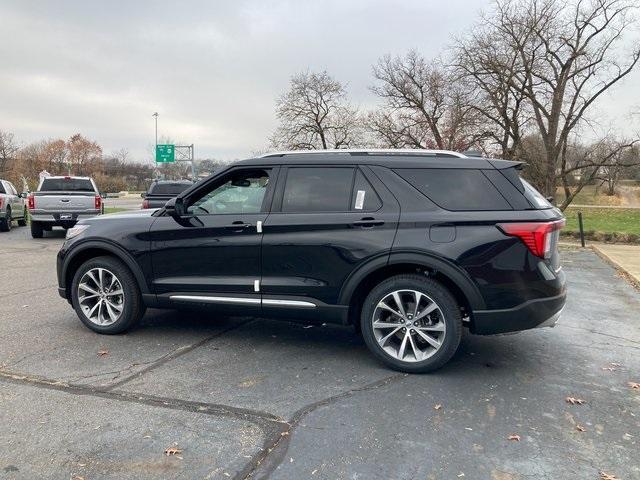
[497,220,565,258]
[0,198,3,208]
[141,199,150,209]
[27,194,35,210]
[94,195,101,210]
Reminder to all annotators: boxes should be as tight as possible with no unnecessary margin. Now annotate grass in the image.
[556,185,622,206]
[103,207,128,214]
[561,206,640,243]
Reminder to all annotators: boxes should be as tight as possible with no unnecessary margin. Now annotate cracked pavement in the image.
[0,228,638,479]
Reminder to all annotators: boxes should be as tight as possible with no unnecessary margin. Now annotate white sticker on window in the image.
[355,190,366,210]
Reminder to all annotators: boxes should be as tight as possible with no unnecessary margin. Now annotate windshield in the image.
[40,178,94,192]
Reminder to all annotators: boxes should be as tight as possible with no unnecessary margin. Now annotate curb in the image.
[591,245,640,290]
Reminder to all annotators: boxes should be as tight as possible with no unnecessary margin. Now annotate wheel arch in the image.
[63,241,151,299]
[340,250,485,326]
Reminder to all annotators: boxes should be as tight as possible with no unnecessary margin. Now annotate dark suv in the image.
[57,150,566,372]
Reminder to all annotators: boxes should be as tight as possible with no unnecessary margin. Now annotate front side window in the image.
[282,167,355,213]
[187,169,269,215]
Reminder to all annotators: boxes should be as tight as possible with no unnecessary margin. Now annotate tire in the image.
[0,208,11,232]
[70,256,146,334]
[360,274,462,373]
[30,221,43,238]
[17,208,27,227]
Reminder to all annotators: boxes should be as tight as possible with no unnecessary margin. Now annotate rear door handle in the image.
[353,217,384,228]
[224,221,252,231]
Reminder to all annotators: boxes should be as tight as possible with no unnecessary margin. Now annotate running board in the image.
[169,295,316,308]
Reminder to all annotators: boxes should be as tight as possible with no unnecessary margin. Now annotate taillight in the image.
[94,195,101,210]
[27,194,35,210]
[141,199,150,209]
[0,198,3,208]
[497,220,565,258]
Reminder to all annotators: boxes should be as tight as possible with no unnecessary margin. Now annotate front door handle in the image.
[353,217,384,228]
[224,221,252,231]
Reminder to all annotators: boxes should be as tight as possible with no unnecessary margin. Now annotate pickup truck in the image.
[141,180,192,209]
[28,176,102,238]
[0,179,28,232]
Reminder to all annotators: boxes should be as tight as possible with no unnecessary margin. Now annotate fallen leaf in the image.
[628,381,640,390]
[97,350,109,357]
[71,476,85,480]
[507,434,521,441]
[601,367,616,372]
[281,431,289,436]
[610,362,622,367]
[164,447,183,456]
[565,397,586,405]
[434,404,442,410]
[311,469,318,475]
[457,473,465,477]
[575,425,586,432]
[600,472,619,480]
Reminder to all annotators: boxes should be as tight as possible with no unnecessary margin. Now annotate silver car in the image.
[0,179,27,232]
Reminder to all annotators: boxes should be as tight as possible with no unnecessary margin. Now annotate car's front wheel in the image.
[71,256,145,334]
[360,274,462,373]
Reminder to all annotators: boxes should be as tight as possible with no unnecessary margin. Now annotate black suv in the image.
[57,150,566,372]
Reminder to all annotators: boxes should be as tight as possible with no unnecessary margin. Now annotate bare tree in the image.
[459,0,640,200]
[271,71,363,150]
[0,130,19,176]
[369,51,487,151]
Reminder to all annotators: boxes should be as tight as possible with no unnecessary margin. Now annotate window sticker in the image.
[355,190,366,210]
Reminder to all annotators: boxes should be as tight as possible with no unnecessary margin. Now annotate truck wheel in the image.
[30,221,44,238]
[71,256,145,334]
[18,208,27,226]
[0,208,11,232]
[360,274,462,373]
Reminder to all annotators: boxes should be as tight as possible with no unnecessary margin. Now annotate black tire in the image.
[70,255,146,334]
[18,208,29,227]
[17,208,27,226]
[360,274,462,373]
[0,208,11,232]
[30,221,43,238]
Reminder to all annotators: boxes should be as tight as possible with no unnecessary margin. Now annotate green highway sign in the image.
[156,144,175,163]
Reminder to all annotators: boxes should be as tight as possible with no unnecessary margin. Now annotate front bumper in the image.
[471,292,566,335]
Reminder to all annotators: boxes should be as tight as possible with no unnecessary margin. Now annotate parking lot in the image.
[0,225,638,480]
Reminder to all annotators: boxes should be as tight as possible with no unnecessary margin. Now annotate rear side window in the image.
[282,167,354,212]
[40,178,94,192]
[0,182,6,194]
[149,182,191,196]
[520,179,553,209]
[394,168,512,211]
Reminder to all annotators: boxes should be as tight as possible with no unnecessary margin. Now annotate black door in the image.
[261,165,400,315]
[149,167,277,311]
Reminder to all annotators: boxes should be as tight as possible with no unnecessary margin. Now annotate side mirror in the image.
[140,192,146,198]
[100,192,107,199]
[20,192,28,199]
[164,197,185,217]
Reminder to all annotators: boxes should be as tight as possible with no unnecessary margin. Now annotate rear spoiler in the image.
[487,159,525,170]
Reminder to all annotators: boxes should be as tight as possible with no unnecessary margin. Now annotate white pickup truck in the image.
[28,176,103,238]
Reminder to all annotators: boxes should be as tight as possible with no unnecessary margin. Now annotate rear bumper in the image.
[471,292,566,335]
[30,211,100,223]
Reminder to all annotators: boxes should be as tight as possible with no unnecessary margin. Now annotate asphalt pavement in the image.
[0,226,638,479]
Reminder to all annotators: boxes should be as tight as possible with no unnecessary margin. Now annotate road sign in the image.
[156,144,175,163]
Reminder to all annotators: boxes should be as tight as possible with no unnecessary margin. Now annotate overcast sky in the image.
[1,0,639,163]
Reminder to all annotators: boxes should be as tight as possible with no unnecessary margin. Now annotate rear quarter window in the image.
[40,178,94,192]
[394,168,512,211]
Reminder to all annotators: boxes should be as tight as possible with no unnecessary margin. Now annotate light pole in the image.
[152,112,158,149]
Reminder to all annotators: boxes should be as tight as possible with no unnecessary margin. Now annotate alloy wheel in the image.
[372,289,446,362]
[77,267,125,326]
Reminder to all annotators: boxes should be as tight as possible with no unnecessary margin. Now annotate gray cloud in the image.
[1,0,638,162]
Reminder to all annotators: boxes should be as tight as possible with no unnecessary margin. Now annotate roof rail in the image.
[259,148,467,158]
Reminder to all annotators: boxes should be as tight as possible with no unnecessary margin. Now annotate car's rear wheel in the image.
[360,274,462,373]
[0,208,11,232]
[30,221,43,238]
[17,208,27,227]
[71,256,145,334]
